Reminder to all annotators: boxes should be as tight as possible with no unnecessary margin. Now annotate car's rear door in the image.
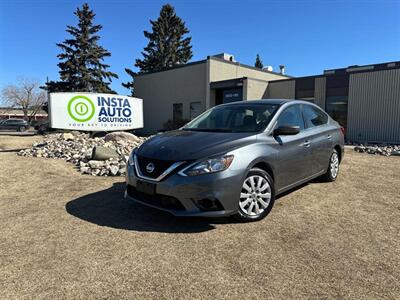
[8,120,18,130]
[302,104,332,175]
[272,104,314,190]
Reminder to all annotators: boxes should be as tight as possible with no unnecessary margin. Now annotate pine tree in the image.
[45,3,118,93]
[123,4,193,95]
[255,54,264,69]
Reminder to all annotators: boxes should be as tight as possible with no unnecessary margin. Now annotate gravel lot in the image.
[0,136,399,299]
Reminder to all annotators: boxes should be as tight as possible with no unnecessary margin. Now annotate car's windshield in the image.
[183,103,280,133]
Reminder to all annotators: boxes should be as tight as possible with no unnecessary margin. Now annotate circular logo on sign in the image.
[146,162,155,173]
[67,95,95,122]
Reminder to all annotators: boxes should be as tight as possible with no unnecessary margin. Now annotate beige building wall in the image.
[209,57,289,82]
[243,78,269,100]
[134,62,207,134]
[208,57,289,107]
[347,69,400,143]
[135,57,291,133]
[265,80,295,99]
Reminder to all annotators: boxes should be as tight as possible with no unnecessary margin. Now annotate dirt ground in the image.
[0,136,399,299]
[0,134,43,150]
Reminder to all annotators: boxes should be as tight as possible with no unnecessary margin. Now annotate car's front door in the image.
[7,120,18,130]
[272,104,314,191]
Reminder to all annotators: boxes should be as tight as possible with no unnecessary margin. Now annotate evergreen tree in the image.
[123,4,193,95]
[44,3,118,93]
[255,54,263,69]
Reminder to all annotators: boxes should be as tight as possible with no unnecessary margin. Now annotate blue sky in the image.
[0,0,399,95]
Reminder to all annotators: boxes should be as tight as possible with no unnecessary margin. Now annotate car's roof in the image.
[219,99,297,106]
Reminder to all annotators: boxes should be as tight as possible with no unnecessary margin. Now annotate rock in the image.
[88,160,105,168]
[100,169,109,176]
[15,131,147,177]
[391,150,400,156]
[80,166,90,174]
[354,146,365,153]
[62,133,74,141]
[104,131,140,143]
[109,165,119,176]
[91,146,119,161]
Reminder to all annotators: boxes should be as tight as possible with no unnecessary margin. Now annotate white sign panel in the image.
[49,92,143,131]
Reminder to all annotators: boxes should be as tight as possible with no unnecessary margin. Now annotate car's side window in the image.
[303,105,328,128]
[276,105,305,130]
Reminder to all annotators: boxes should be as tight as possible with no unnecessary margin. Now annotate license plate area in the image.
[136,180,156,195]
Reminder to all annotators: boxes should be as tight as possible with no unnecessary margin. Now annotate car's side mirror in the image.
[273,125,300,136]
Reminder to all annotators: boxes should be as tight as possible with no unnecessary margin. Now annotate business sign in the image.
[49,92,143,131]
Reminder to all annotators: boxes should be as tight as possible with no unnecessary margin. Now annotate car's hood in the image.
[137,130,256,161]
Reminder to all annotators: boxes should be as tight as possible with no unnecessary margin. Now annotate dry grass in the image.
[0,136,399,299]
[0,135,43,150]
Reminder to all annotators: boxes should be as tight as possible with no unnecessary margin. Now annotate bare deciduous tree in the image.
[1,78,47,124]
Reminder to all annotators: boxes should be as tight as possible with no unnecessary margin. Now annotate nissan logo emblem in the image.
[146,162,155,173]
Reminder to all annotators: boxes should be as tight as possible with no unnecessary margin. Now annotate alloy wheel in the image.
[239,175,271,216]
[330,152,339,178]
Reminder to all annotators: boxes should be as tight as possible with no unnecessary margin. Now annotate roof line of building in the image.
[134,56,293,78]
[324,60,400,72]
[134,60,207,77]
[208,56,293,78]
[269,61,400,83]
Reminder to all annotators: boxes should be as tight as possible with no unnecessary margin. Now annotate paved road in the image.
[0,130,37,136]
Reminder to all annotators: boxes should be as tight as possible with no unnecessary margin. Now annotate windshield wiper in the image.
[182,128,233,132]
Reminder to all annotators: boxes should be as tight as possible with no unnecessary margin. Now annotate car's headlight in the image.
[182,154,234,176]
[128,149,137,166]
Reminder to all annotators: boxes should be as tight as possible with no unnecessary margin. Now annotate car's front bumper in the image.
[124,164,244,217]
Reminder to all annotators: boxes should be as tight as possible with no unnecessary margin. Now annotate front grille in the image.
[136,155,175,179]
[126,185,185,211]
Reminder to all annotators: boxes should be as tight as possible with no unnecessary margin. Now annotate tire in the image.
[18,126,26,132]
[38,124,47,133]
[233,168,275,222]
[322,149,340,182]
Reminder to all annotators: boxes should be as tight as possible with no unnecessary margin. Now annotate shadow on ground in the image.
[66,177,324,233]
[66,182,234,233]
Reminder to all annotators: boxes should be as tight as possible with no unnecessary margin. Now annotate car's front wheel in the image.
[322,149,340,182]
[233,168,275,222]
[18,126,26,132]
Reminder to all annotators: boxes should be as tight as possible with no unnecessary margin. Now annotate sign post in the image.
[49,92,143,131]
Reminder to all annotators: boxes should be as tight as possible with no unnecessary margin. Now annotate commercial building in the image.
[134,54,290,134]
[0,107,48,121]
[135,54,400,143]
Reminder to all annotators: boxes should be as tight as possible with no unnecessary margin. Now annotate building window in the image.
[326,95,348,128]
[222,88,243,104]
[325,74,349,129]
[190,102,202,120]
[173,103,183,122]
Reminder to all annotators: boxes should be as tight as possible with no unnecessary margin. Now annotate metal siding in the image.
[347,69,400,143]
[314,77,326,109]
[266,80,295,99]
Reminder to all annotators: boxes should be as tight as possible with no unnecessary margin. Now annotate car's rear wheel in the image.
[322,149,340,182]
[18,126,26,132]
[233,168,275,222]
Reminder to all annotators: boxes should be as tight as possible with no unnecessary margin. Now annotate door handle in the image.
[327,135,332,140]
[303,141,311,147]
